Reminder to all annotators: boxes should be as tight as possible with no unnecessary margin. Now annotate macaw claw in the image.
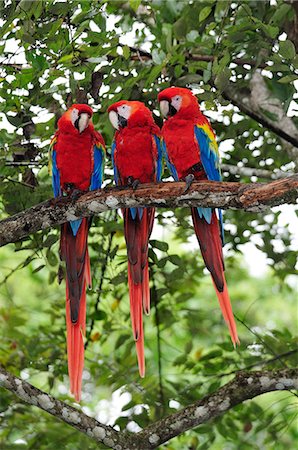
[183,173,195,193]
[127,176,140,190]
[70,189,83,201]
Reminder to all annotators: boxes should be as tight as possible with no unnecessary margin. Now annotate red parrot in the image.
[50,104,105,401]
[158,87,239,346]
[108,100,162,376]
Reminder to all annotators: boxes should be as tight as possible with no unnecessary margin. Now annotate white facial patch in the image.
[117,104,131,119]
[159,100,169,117]
[71,108,79,125]
[171,95,182,111]
[109,110,119,130]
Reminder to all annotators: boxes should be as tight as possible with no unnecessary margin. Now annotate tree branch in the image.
[188,53,268,68]
[222,82,298,154]
[0,365,297,449]
[0,365,127,450]
[249,72,298,164]
[135,368,298,449]
[0,177,297,248]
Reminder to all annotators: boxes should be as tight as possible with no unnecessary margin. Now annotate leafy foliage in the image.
[0,1,297,449]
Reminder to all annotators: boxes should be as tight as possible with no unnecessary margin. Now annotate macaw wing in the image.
[194,123,221,182]
[161,139,179,182]
[90,141,105,190]
[153,135,163,182]
[111,140,120,186]
[194,123,224,244]
[49,134,61,198]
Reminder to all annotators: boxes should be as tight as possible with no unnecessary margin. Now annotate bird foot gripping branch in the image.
[158,86,239,347]
[49,104,105,401]
[108,100,162,377]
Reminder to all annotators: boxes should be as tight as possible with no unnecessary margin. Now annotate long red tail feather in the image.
[61,218,90,401]
[124,208,154,376]
[191,208,239,346]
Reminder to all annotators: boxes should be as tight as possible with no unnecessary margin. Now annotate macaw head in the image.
[158,87,199,120]
[108,100,155,130]
[58,104,93,134]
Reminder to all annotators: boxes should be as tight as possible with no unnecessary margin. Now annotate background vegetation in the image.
[0,1,297,449]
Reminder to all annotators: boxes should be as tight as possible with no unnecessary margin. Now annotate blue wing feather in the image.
[91,144,104,190]
[194,125,224,244]
[162,139,179,181]
[154,135,163,182]
[51,149,61,198]
[194,126,221,182]
[111,140,120,186]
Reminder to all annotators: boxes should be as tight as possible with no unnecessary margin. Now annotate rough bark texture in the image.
[249,72,298,166]
[0,177,297,248]
[221,71,298,165]
[0,365,297,450]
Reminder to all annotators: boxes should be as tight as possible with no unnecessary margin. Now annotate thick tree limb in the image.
[0,365,297,449]
[249,72,298,165]
[222,86,298,152]
[0,177,297,248]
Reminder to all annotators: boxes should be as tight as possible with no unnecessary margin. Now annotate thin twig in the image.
[150,267,165,416]
[204,349,298,378]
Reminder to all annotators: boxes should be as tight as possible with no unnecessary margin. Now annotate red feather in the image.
[160,88,239,346]
[53,105,105,400]
[110,101,160,376]
[191,209,239,346]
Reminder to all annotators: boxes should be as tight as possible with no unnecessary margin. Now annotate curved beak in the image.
[74,112,90,133]
[159,100,169,118]
[108,110,128,130]
[109,110,119,130]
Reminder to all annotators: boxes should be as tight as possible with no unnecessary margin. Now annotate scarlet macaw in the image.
[50,104,105,401]
[158,87,239,346]
[108,100,162,376]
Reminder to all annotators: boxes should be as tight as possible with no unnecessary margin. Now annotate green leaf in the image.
[122,45,130,60]
[200,349,222,361]
[32,264,46,274]
[152,49,166,65]
[278,74,298,84]
[46,249,58,267]
[90,310,107,321]
[168,255,182,266]
[279,40,296,60]
[270,4,291,24]
[186,30,199,42]
[214,67,231,91]
[150,239,169,252]
[146,64,163,85]
[199,6,212,22]
[129,0,141,12]
[43,234,59,248]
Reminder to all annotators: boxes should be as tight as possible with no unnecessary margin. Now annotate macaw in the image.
[49,104,105,401]
[158,87,239,346]
[108,100,162,376]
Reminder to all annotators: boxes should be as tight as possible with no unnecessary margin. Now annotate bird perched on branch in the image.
[158,87,239,346]
[49,104,105,401]
[108,100,162,376]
